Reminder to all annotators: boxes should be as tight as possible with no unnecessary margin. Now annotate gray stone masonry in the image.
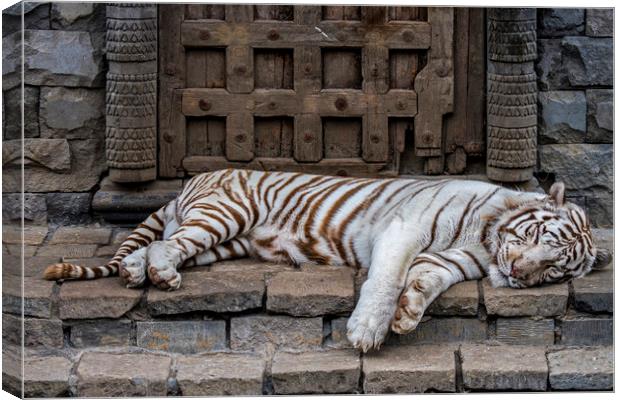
[267,268,355,316]
[548,347,613,390]
[461,345,548,391]
[23,355,73,398]
[272,350,361,394]
[482,278,568,317]
[538,91,586,144]
[76,352,171,397]
[586,89,613,143]
[363,345,457,393]
[176,353,265,396]
[586,9,613,37]
[2,226,614,393]
[538,9,585,37]
[137,320,226,353]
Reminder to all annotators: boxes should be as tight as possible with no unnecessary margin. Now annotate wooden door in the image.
[159,4,455,177]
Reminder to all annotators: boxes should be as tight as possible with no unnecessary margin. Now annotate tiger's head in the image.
[488,182,611,288]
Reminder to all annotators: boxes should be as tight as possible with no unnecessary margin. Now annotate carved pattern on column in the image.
[486,8,537,183]
[105,4,158,183]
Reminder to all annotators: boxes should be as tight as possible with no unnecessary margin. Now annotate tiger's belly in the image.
[248,226,349,266]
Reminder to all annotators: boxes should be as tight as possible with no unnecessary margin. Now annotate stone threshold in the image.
[2,344,613,396]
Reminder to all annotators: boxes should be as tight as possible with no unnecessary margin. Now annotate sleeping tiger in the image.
[44,168,610,351]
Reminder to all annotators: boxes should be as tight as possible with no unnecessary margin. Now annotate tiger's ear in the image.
[592,248,612,270]
[549,182,565,207]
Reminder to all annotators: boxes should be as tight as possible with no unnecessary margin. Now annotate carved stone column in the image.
[105,4,157,182]
[486,9,537,182]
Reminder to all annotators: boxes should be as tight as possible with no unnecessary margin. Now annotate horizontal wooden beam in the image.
[181,88,417,117]
[181,20,431,49]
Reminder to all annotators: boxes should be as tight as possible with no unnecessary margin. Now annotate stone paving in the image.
[1,225,614,395]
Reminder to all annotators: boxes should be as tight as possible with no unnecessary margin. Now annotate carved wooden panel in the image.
[159,4,455,177]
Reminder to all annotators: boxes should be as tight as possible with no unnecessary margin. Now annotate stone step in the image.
[3,344,612,396]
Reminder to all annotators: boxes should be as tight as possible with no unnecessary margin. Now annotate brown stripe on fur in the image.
[421,195,457,252]
[433,253,468,278]
[461,249,485,275]
[448,194,477,248]
[217,200,246,234]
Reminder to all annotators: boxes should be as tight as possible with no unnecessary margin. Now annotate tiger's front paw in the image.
[120,248,147,288]
[346,303,393,352]
[391,286,425,334]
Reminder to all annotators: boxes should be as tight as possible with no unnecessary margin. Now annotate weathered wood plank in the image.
[294,46,321,93]
[295,6,321,25]
[254,5,294,21]
[363,113,389,162]
[255,117,294,158]
[226,45,253,93]
[226,113,254,161]
[413,7,454,157]
[363,45,389,94]
[322,49,362,89]
[390,50,420,90]
[464,8,486,156]
[181,89,417,117]
[294,114,323,162]
[225,5,253,22]
[254,49,294,89]
[159,5,186,177]
[324,118,362,158]
[181,20,432,49]
[186,118,207,155]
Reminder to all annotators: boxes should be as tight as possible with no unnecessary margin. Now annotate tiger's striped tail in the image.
[43,205,169,281]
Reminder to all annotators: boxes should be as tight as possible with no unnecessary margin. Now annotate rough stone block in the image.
[35,244,98,258]
[69,319,132,347]
[573,268,613,313]
[4,85,40,139]
[2,193,47,225]
[559,313,612,345]
[230,315,323,352]
[426,281,479,316]
[364,345,456,393]
[39,87,105,139]
[51,3,106,32]
[538,91,586,144]
[147,270,264,315]
[2,3,50,37]
[267,268,354,316]
[0,315,60,349]
[388,317,487,345]
[2,345,22,397]
[562,37,613,87]
[536,39,569,90]
[592,228,613,254]
[328,317,352,348]
[548,347,613,390]
[59,278,142,319]
[587,193,613,228]
[3,30,105,90]
[586,9,613,37]
[461,345,548,391]
[49,226,111,244]
[137,320,226,353]
[483,278,568,317]
[586,89,613,143]
[3,255,62,277]
[2,224,48,245]
[76,352,171,397]
[272,350,360,394]
[176,353,265,396]
[495,318,555,345]
[3,275,55,318]
[538,144,613,192]
[24,356,73,398]
[538,9,585,37]
[4,244,38,257]
[3,138,107,193]
[46,193,92,225]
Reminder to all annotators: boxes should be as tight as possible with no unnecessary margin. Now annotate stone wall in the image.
[536,9,614,227]
[2,3,108,226]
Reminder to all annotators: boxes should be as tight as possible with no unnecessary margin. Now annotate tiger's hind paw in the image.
[148,265,182,291]
[390,290,425,335]
[120,248,147,288]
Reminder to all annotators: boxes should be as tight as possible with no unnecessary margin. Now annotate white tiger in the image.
[45,169,611,351]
